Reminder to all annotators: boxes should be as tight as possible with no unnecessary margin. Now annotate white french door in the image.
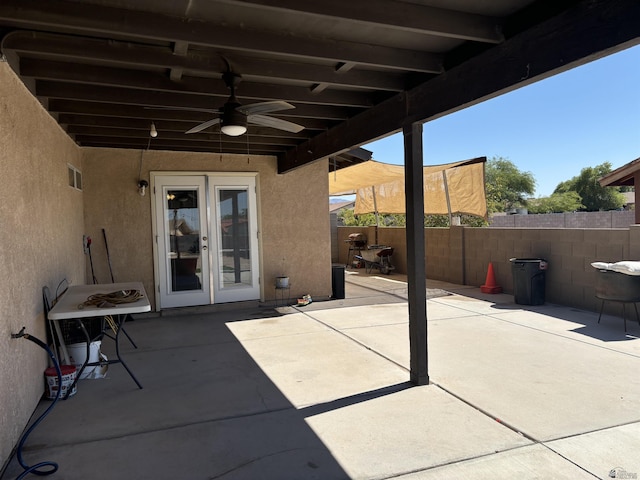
[153,173,259,309]
[208,175,260,303]
[154,176,210,308]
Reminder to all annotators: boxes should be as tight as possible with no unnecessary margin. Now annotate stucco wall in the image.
[0,59,332,468]
[0,62,84,467]
[81,148,332,307]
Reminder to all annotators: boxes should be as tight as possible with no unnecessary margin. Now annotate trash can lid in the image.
[510,258,548,270]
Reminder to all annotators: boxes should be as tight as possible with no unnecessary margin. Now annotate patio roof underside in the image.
[0,0,638,174]
[599,157,640,187]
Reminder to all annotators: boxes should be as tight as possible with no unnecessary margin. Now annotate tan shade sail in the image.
[329,157,487,218]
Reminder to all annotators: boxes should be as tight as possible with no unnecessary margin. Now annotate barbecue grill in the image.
[345,233,367,268]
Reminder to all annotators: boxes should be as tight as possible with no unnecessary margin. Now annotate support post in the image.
[372,186,380,244]
[634,171,640,225]
[403,122,428,385]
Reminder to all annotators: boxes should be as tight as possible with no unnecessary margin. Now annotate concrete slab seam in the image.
[291,305,410,374]
[20,405,297,451]
[376,444,549,480]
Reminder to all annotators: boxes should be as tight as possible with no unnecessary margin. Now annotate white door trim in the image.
[150,171,261,311]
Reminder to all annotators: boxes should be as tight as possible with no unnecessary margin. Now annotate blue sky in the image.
[362,44,640,197]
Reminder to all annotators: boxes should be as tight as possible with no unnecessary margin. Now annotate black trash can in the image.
[332,264,345,299]
[510,258,548,305]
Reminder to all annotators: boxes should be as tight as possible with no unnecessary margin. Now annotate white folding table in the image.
[48,282,150,394]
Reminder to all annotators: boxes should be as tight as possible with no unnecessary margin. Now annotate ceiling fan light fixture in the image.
[221,124,247,136]
[221,107,247,136]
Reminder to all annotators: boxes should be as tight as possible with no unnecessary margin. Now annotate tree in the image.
[338,209,377,226]
[527,191,584,213]
[423,214,486,227]
[338,210,407,227]
[485,157,536,213]
[339,210,485,227]
[424,215,449,227]
[553,162,625,211]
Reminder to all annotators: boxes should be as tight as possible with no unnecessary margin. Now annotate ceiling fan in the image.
[184,69,305,137]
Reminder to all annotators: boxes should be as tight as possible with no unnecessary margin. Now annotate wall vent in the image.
[67,164,82,191]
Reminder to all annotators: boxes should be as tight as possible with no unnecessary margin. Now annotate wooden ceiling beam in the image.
[0,0,443,72]
[74,135,287,152]
[83,142,280,155]
[170,41,189,82]
[279,0,640,173]
[21,58,375,107]
[48,100,334,129]
[220,0,504,43]
[57,114,311,138]
[3,31,407,91]
[37,81,358,120]
[67,125,301,146]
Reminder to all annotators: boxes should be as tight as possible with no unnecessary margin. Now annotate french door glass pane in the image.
[218,188,251,288]
[166,189,202,292]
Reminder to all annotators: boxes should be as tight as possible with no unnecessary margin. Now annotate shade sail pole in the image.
[442,170,453,225]
[404,122,428,385]
[372,185,379,244]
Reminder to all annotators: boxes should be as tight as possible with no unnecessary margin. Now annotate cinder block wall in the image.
[336,224,640,315]
[464,227,631,311]
[377,228,408,275]
[490,211,635,228]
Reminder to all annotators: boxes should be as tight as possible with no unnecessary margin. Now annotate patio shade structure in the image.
[0,0,637,405]
[598,156,640,224]
[329,157,487,221]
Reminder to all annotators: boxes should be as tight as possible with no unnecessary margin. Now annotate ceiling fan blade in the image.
[185,118,221,134]
[237,101,295,116]
[249,115,304,133]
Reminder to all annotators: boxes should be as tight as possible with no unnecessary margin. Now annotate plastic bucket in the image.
[68,341,101,379]
[44,365,77,399]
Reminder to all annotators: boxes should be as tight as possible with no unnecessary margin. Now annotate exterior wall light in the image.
[138,180,149,196]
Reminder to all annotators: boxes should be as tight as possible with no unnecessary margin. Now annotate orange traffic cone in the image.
[480,262,502,294]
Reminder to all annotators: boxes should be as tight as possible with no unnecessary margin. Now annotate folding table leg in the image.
[597,300,605,324]
[119,325,138,349]
[51,319,71,365]
[114,315,143,389]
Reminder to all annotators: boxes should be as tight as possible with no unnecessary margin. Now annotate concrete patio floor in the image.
[3,271,640,479]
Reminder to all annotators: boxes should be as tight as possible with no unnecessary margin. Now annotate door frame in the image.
[150,171,262,311]
[208,174,261,303]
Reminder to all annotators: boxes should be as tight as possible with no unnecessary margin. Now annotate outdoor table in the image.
[48,282,150,395]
